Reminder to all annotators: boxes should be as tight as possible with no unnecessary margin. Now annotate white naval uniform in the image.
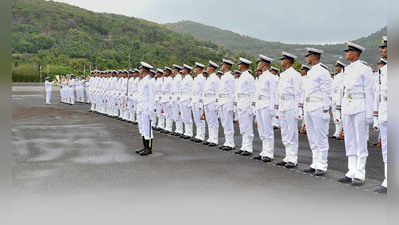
[171,74,184,134]
[44,80,55,104]
[277,67,302,164]
[203,72,220,144]
[332,72,344,137]
[162,76,173,132]
[218,71,236,148]
[254,70,278,158]
[272,76,281,128]
[235,70,256,153]
[373,64,388,187]
[84,79,90,103]
[68,79,76,104]
[337,60,374,181]
[303,63,332,172]
[155,78,165,129]
[150,77,158,127]
[89,77,95,110]
[137,75,155,140]
[98,77,106,114]
[60,80,66,103]
[192,74,206,141]
[104,77,111,115]
[76,79,85,103]
[127,77,139,122]
[120,77,129,120]
[180,74,194,137]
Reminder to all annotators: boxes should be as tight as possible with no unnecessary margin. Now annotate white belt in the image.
[305,96,322,103]
[280,95,294,101]
[218,94,231,98]
[258,95,270,101]
[345,93,365,99]
[238,94,249,99]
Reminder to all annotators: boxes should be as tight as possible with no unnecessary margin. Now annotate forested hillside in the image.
[166,20,387,67]
[11,0,248,81]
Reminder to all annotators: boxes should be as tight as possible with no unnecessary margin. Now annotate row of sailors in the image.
[81,37,387,193]
[58,75,90,105]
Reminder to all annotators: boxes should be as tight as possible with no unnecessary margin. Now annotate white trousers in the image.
[279,109,298,164]
[85,88,90,103]
[164,102,174,132]
[192,102,205,141]
[343,111,368,180]
[181,101,193,136]
[157,102,166,129]
[304,108,330,171]
[220,104,235,148]
[380,121,387,163]
[171,101,183,134]
[204,103,219,144]
[138,111,153,140]
[45,90,52,104]
[380,121,388,187]
[256,108,274,158]
[238,107,253,152]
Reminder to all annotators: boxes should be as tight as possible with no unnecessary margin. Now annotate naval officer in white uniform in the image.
[337,42,374,186]
[274,52,302,169]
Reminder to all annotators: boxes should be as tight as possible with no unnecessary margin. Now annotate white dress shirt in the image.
[203,73,219,105]
[277,67,302,112]
[303,63,332,112]
[337,60,374,118]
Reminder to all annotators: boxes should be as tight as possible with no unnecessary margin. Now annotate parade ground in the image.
[10,83,387,225]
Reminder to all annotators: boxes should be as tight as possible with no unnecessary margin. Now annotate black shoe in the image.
[285,162,297,169]
[208,143,217,147]
[234,150,243,155]
[261,157,273,163]
[338,176,352,184]
[330,136,337,139]
[194,139,203,143]
[139,148,152,156]
[303,168,316,174]
[240,151,252,156]
[203,141,210,145]
[218,145,224,150]
[171,132,179,136]
[183,135,191,140]
[160,130,167,134]
[222,146,233,151]
[314,170,326,177]
[252,155,262,160]
[275,161,287,167]
[352,178,364,186]
[191,138,197,142]
[176,133,182,137]
[135,148,145,154]
[179,135,185,138]
[374,185,387,194]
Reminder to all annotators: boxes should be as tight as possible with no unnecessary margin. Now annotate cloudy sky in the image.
[55,0,387,44]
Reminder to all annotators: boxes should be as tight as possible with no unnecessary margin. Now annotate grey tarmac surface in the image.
[10,83,387,225]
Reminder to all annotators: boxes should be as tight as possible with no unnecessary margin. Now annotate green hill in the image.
[166,20,387,68]
[11,0,247,81]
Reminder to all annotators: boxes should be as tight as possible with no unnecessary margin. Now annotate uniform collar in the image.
[312,63,321,68]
